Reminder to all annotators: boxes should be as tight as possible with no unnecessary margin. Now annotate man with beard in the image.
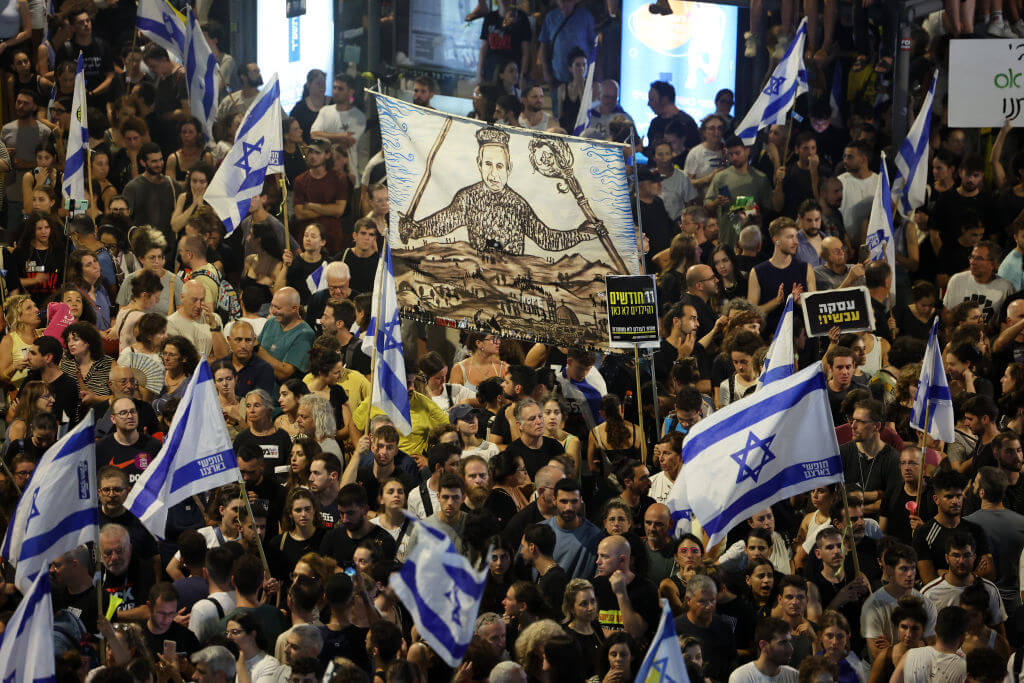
[460,455,493,512]
[705,136,772,250]
[748,217,816,331]
[966,464,1024,613]
[98,467,161,580]
[99,523,156,622]
[775,133,824,219]
[839,398,899,515]
[543,479,603,578]
[412,76,435,108]
[616,460,654,537]
[728,619,799,682]
[931,155,992,245]
[921,533,1006,625]
[123,143,177,243]
[405,473,470,556]
[506,399,564,479]
[793,200,826,267]
[836,140,877,244]
[96,398,162,486]
[913,470,993,583]
[312,74,367,180]
[293,139,349,254]
[1,89,48,234]
[591,535,659,641]
[518,84,552,131]
[215,63,263,140]
[352,424,418,503]
[813,236,864,291]
[320,483,397,567]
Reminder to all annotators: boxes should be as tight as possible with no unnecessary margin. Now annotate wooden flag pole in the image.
[838,483,861,577]
[632,344,647,466]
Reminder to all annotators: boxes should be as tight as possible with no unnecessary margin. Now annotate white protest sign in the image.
[949,39,1024,127]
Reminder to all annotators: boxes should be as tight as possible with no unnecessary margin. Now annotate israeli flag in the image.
[866,152,896,300]
[910,319,954,443]
[206,75,283,233]
[46,84,55,120]
[125,358,239,539]
[0,571,54,683]
[734,17,808,145]
[682,363,843,547]
[633,600,691,683]
[666,475,693,538]
[390,516,489,668]
[829,60,844,129]
[893,71,937,218]
[1,414,97,593]
[573,39,598,136]
[185,5,220,139]
[306,263,327,294]
[135,0,186,60]
[61,53,88,205]
[361,243,412,435]
[760,294,795,386]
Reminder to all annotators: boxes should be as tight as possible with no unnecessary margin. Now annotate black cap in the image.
[636,165,662,183]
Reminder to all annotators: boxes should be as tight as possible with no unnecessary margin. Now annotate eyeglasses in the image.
[99,486,126,494]
[226,628,245,637]
[114,409,137,418]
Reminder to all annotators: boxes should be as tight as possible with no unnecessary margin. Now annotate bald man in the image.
[681,263,719,340]
[166,280,228,359]
[177,234,220,307]
[258,287,315,382]
[644,503,675,583]
[813,236,865,291]
[503,464,566,547]
[591,534,660,641]
[95,364,160,439]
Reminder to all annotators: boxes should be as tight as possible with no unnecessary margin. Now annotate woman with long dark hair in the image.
[586,394,641,474]
[170,162,214,235]
[275,378,310,439]
[61,321,113,419]
[6,212,64,305]
[241,221,285,310]
[711,244,747,304]
[266,487,325,583]
[67,249,112,333]
[165,118,214,184]
[587,632,639,683]
[656,233,699,311]
[289,68,326,140]
[154,335,199,416]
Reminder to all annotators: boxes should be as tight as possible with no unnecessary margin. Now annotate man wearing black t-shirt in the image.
[521,523,569,618]
[488,365,538,450]
[353,424,418,505]
[309,452,343,528]
[142,583,200,660]
[57,11,115,103]
[100,523,156,622]
[50,545,99,634]
[478,3,531,86]
[320,484,397,568]
[319,573,372,673]
[506,399,564,478]
[341,219,380,295]
[636,166,676,274]
[913,470,994,583]
[22,335,79,425]
[592,535,659,642]
[673,574,737,680]
[839,399,899,515]
[97,467,161,580]
[97,398,162,486]
[237,445,286,537]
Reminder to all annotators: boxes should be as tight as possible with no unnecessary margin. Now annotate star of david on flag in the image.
[634,600,690,683]
[135,0,186,59]
[866,151,896,301]
[734,17,808,144]
[680,363,843,546]
[361,242,412,435]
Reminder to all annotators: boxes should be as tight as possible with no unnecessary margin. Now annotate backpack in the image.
[187,265,241,323]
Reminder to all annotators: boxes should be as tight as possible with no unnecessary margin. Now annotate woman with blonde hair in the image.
[514,620,567,681]
[0,294,39,391]
[562,578,604,679]
[296,394,342,458]
[6,380,53,442]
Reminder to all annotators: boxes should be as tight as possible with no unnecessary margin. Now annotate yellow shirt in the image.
[302,370,370,407]
[352,390,449,455]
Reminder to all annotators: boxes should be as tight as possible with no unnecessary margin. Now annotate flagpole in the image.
[838,483,861,577]
[365,240,389,438]
[915,403,930,510]
[626,127,651,467]
[632,344,647,464]
[236,477,272,579]
[94,544,105,653]
[278,176,290,243]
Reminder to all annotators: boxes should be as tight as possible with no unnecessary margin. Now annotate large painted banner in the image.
[375,93,642,350]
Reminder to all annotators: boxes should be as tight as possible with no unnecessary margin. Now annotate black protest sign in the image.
[605,275,660,348]
[800,286,876,337]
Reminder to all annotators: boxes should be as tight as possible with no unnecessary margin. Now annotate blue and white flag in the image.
[866,152,896,300]
[1,414,96,593]
[893,71,937,218]
[734,17,808,145]
[666,475,693,539]
[390,516,489,667]
[205,75,283,233]
[306,263,327,294]
[361,243,413,435]
[0,571,54,683]
[61,53,88,205]
[760,294,795,386]
[633,599,691,683]
[573,39,598,136]
[682,363,843,546]
[829,60,844,129]
[184,5,219,138]
[135,0,186,60]
[125,358,239,539]
[910,319,954,443]
[46,84,55,120]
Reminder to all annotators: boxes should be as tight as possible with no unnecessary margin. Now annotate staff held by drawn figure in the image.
[399,126,612,259]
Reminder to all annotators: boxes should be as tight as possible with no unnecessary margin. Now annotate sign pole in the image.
[632,344,648,466]
[838,484,861,577]
[915,404,930,510]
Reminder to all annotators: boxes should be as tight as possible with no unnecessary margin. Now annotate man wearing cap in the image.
[636,165,675,273]
[399,127,607,256]
[293,138,349,253]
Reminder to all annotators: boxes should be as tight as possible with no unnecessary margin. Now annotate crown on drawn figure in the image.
[476,127,509,147]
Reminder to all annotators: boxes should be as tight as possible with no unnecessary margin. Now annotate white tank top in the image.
[902,646,966,683]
